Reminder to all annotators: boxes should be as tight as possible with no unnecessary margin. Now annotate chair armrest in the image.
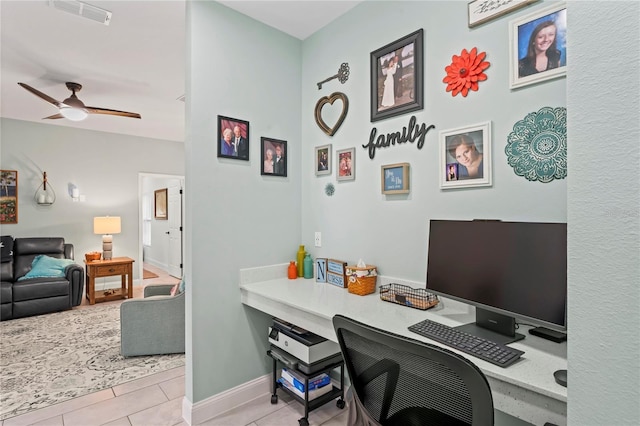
[64,263,84,307]
[120,292,185,357]
[144,284,175,298]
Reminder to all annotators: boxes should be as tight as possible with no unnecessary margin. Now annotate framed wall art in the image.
[439,121,492,189]
[468,0,539,28]
[336,148,355,181]
[509,3,567,89]
[217,115,250,160]
[315,144,332,176]
[0,170,18,224]
[261,137,287,177]
[154,188,168,220]
[381,163,410,195]
[370,29,423,122]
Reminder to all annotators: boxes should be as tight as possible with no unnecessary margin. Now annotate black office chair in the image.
[333,315,494,426]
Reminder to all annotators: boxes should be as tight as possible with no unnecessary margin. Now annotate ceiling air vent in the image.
[48,0,112,25]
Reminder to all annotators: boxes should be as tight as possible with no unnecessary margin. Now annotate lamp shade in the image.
[94,216,121,235]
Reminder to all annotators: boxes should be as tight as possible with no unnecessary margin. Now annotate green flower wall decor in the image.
[505,106,567,183]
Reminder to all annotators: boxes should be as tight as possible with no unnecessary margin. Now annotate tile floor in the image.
[1,264,348,426]
[1,365,349,426]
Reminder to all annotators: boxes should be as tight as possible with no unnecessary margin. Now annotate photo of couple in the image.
[217,116,249,160]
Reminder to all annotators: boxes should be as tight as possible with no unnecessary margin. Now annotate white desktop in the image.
[239,264,567,426]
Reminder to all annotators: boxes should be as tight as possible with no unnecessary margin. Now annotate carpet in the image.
[0,303,184,420]
[143,269,159,279]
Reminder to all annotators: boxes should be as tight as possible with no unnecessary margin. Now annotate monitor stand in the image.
[454,308,525,346]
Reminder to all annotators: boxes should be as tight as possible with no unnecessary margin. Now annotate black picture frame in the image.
[217,115,250,160]
[370,29,424,122]
[260,137,287,177]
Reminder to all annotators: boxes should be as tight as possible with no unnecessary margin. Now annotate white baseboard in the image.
[182,373,272,425]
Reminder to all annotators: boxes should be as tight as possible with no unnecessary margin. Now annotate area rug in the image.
[0,303,185,420]
[143,269,159,279]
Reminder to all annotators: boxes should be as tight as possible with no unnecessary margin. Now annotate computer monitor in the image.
[426,219,567,344]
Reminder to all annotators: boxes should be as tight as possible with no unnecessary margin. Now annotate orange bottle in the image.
[288,261,297,279]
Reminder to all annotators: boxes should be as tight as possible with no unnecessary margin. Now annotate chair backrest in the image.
[333,315,494,426]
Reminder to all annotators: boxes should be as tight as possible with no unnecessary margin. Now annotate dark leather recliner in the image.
[1,237,84,321]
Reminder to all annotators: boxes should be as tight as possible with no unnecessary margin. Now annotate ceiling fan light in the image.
[60,107,88,121]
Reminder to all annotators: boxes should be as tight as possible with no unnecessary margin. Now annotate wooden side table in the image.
[84,257,135,305]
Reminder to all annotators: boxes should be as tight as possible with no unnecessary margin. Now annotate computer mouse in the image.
[553,369,567,387]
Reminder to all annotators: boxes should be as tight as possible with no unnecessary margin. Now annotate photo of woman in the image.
[439,122,492,189]
[510,4,567,89]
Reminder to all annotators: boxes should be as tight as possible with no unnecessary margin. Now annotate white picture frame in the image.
[509,3,567,89]
[468,0,539,28]
[439,122,492,189]
[336,148,355,181]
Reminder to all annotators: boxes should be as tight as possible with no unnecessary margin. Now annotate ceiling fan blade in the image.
[18,83,63,108]
[43,113,64,119]
[86,106,141,119]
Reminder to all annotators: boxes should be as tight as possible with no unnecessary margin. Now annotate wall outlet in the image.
[314,232,322,247]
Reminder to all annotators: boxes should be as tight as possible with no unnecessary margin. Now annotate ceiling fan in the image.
[18,82,141,121]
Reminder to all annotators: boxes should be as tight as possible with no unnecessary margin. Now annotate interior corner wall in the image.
[0,118,185,279]
[186,1,302,403]
[567,2,640,425]
[300,1,566,280]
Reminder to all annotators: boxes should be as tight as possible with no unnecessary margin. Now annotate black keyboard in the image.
[408,319,524,368]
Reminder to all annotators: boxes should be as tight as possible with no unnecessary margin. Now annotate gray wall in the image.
[300,1,566,280]
[0,117,185,279]
[568,1,639,425]
[186,1,302,402]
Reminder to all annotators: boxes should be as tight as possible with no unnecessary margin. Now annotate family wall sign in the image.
[363,115,436,159]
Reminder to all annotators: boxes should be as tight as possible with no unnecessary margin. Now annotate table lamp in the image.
[93,216,121,260]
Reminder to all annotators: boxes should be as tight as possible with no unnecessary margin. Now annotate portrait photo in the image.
[439,122,492,189]
[370,29,423,122]
[509,3,567,89]
[315,144,332,176]
[260,137,287,177]
[336,148,355,181]
[217,115,250,160]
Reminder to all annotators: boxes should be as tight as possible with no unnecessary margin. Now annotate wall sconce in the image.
[34,171,56,206]
[93,216,121,260]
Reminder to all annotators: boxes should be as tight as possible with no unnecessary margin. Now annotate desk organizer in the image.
[379,283,439,310]
[346,265,377,296]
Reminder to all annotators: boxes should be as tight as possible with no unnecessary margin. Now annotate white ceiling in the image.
[0,0,361,143]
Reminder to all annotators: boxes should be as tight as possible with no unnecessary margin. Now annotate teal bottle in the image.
[303,253,313,279]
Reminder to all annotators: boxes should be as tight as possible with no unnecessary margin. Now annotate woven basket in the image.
[346,265,377,296]
[85,252,101,262]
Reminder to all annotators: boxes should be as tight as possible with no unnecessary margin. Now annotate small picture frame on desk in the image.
[326,259,347,288]
[316,258,327,283]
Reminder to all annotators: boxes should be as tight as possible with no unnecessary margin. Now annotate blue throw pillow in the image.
[17,255,74,281]
[178,276,186,294]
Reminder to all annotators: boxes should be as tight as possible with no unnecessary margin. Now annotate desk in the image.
[85,257,134,305]
[240,264,567,426]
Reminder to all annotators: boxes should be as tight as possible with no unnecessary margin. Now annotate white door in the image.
[167,180,183,278]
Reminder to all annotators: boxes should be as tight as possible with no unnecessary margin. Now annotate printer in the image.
[268,318,341,367]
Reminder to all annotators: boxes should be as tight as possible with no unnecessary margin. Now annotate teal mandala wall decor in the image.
[505,106,567,183]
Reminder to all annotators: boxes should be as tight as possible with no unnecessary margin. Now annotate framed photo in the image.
[509,3,567,89]
[217,115,250,160]
[381,163,410,195]
[261,137,287,177]
[0,170,18,224]
[370,29,423,122]
[439,121,492,189]
[468,0,539,28]
[154,188,168,219]
[336,148,355,181]
[315,144,332,176]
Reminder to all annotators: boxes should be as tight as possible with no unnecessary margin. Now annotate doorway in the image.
[138,173,185,282]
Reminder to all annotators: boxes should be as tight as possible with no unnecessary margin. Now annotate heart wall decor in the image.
[314,92,349,136]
